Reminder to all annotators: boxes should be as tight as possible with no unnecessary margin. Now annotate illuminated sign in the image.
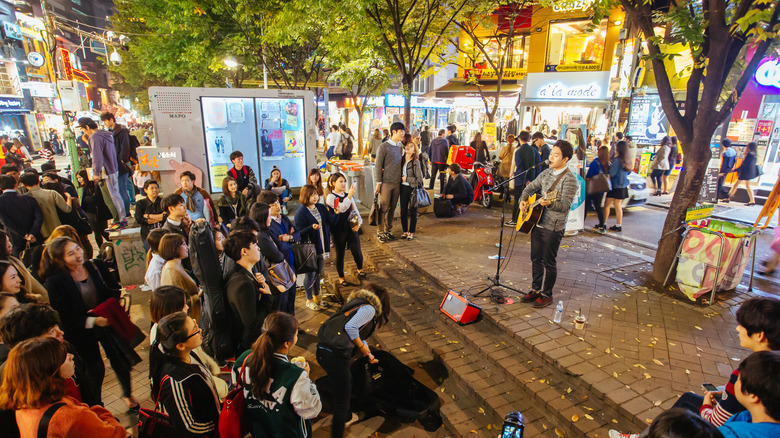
[464,68,526,80]
[0,97,25,111]
[552,0,595,13]
[385,94,450,109]
[524,71,610,102]
[59,48,92,83]
[756,60,780,89]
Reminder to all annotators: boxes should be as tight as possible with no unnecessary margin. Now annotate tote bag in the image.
[292,242,318,274]
[268,259,297,291]
[138,376,177,438]
[219,355,251,438]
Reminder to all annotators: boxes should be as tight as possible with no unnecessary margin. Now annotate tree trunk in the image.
[402,76,412,129]
[651,133,712,282]
[485,111,495,123]
[357,107,364,157]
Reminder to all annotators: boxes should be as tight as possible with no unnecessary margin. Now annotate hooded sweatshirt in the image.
[718,411,780,438]
[89,130,118,177]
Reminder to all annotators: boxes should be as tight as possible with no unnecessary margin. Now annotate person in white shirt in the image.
[144,229,169,291]
[326,125,343,160]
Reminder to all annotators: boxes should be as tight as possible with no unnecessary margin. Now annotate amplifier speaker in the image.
[440,290,481,325]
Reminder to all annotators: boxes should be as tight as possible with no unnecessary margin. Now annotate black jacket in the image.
[111,124,133,175]
[79,182,112,221]
[225,264,273,354]
[45,260,120,361]
[135,196,165,240]
[0,190,43,253]
[156,353,221,438]
[444,174,474,203]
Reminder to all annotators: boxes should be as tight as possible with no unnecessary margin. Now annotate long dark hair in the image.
[76,169,95,189]
[307,168,323,196]
[247,312,299,399]
[746,141,757,155]
[0,230,10,260]
[472,132,484,150]
[150,312,197,395]
[615,141,632,171]
[249,202,271,231]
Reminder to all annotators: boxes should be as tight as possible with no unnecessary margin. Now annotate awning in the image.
[424,80,522,99]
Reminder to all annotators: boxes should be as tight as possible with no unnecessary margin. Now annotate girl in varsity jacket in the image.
[235,312,321,438]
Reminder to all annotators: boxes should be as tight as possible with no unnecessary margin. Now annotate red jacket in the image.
[15,396,125,438]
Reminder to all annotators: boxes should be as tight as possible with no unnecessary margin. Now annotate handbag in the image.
[586,172,612,195]
[138,376,177,438]
[292,242,318,274]
[368,194,380,226]
[268,259,296,292]
[411,184,431,209]
[219,355,251,438]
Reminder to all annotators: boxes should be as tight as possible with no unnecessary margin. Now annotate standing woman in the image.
[399,139,423,241]
[44,236,139,409]
[663,136,679,194]
[339,126,355,160]
[726,141,759,206]
[587,146,611,233]
[217,175,249,228]
[316,284,391,438]
[471,132,489,165]
[77,170,112,248]
[159,233,201,323]
[498,135,516,201]
[603,141,632,232]
[0,337,126,438]
[650,136,671,196]
[307,167,326,200]
[148,286,228,401]
[40,141,56,163]
[326,173,365,286]
[294,184,338,310]
[150,313,221,438]
[237,312,322,438]
[367,128,383,160]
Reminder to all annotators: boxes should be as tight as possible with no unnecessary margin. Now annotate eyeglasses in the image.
[184,328,201,341]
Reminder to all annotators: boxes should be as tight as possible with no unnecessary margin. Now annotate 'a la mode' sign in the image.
[524,71,610,102]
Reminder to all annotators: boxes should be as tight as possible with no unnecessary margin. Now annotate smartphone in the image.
[702,383,718,392]
[502,425,523,438]
[352,180,357,188]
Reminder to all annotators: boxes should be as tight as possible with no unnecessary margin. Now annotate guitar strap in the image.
[546,168,570,197]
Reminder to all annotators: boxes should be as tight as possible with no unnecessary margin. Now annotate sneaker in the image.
[608,225,622,232]
[598,226,606,235]
[520,290,541,303]
[407,233,414,241]
[505,221,517,226]
[105,222,123,232]
[305,301,319,311]
[377,234,389,243]
[386,233,395,240]
[532,295,553,308]
[608,431,638,438]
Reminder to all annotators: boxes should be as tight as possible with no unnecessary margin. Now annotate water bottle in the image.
[553,301,564,323]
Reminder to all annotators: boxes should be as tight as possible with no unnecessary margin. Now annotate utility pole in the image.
[41,0,82,185]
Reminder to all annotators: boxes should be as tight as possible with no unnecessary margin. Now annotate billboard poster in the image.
[627,94,669,145]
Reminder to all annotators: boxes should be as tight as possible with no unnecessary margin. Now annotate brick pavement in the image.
[358,202,777,435]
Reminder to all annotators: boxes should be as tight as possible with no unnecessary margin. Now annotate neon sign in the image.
[756,60,780,89]
[552,0,595,13]
[59,48,92,83]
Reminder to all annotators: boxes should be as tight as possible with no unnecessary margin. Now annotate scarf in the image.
[183,187,198,212]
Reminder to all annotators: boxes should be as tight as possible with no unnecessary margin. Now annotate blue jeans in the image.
[117,172,131,217]
[304,256,325,300]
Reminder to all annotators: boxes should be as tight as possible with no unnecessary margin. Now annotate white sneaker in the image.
[608,430,638,438]
[345,412,361,428]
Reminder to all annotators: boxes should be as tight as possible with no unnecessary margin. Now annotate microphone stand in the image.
[473,160,547,303]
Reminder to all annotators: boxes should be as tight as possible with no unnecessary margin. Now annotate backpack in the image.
[343,136,354,156]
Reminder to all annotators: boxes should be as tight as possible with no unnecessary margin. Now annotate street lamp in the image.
[224,56,238,69]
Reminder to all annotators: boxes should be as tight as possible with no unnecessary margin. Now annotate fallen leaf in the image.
[685,369,691,374]
[487,424,491,430]
[399,348,407,352]
[613,372,619,378]
[566,387,572,394]
[652,359,664,366]
[585,414,594,420]
[572,414,579,422]
[477,407,485,414]
[470,430,477,434]
[605,348,611,354]
[542,423,548,430]
[555,428,565,437]
[644,373,652,379]
[653,401,662,407]
[612,419,618,424]
[694,326,703,331]
[583,406,594,411]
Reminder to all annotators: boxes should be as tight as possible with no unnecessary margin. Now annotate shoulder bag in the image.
[37,402,65,438]
[268,259,296,292]
[292,241,318,274]
[138,375,177,438]
[411,183,431,209]
[219,355,251,438]
[585,172,611,195]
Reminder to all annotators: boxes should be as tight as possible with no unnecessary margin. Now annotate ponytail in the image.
[247,312,298,399]
[149,312,190,396]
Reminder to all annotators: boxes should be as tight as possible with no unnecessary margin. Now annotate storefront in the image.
[726,58,780,189]
[521,71,611,142]
[382,93,452,132]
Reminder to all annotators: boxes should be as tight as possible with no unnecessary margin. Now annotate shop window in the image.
[546,19,607,71]
[474,34,530,71]
[412,75,428,94]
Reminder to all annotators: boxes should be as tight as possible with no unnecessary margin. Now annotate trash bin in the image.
[108,227,147,286]
[669,219,759,303]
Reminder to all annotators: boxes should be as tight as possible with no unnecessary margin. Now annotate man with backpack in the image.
[337,125,354,160]
[228,151,258,199]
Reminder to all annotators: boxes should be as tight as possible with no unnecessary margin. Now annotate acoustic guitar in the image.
[515,189,559,234]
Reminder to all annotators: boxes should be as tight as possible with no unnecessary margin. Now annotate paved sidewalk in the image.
[363,203,777,433]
